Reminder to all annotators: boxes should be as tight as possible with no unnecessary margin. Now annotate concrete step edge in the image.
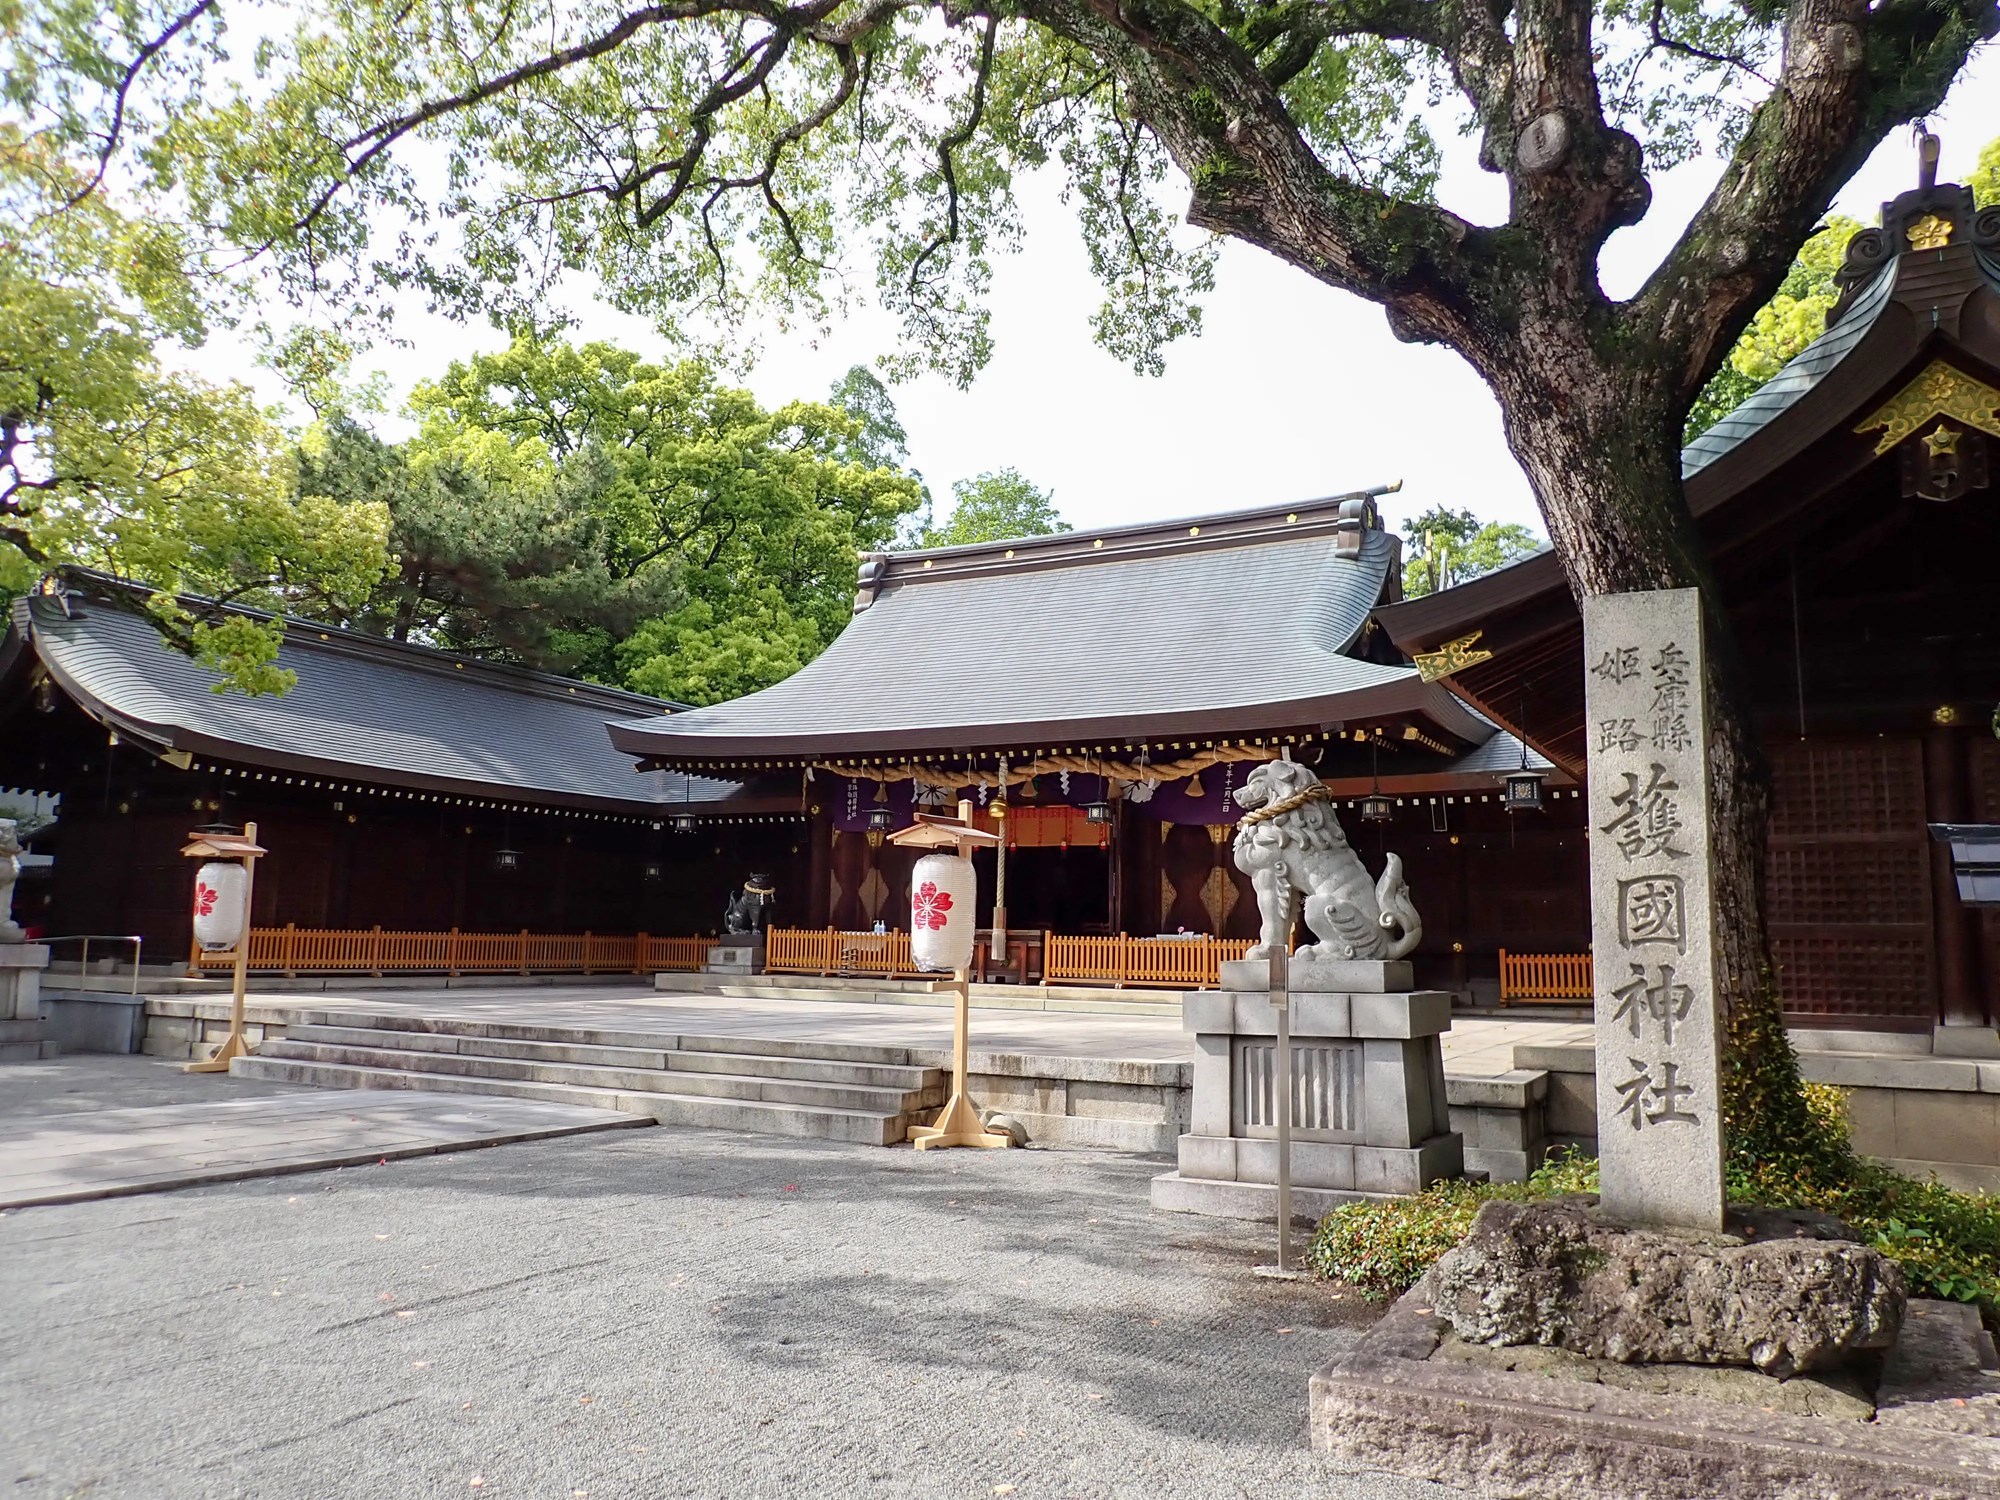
[257,1040,937,1111]
[232,1057,913,1144]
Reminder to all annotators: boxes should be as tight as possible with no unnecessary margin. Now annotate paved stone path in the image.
[0,1081,643,1207]
[161,981,1593,1075]
[0,1123,1468,1500]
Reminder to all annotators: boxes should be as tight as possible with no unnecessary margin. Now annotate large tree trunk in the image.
[1489,346,1815,1165]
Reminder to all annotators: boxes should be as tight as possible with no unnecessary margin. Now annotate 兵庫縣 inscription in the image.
[1648,642,1694,753]
[1600,763,1687,861]
[1610,961,1696,1043]
[1617,874,1686,951]
[1613,1057,1701,1131]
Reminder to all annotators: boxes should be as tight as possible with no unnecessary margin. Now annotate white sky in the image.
[177,44,2000,542]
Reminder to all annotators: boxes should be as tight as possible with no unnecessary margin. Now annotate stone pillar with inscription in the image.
[1583,588,1725,1231]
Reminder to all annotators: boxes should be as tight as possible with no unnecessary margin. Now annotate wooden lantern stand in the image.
[182,821,266,1074]
[891,803,1013,1151]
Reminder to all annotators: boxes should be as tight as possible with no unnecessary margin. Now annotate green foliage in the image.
[1305,1151,1602,1301]
[1729,1084,2000,1311]
[1399,505,1541,597]
[0,133,392,694]
[399,335,921,702]
[1685,217,1862,442]
[1687,141,2000,441]
[914,468,1069,548]
[1308,1092,2000,1317]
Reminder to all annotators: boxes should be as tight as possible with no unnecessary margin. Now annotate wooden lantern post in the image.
[892,801,1012,1150]
[182,821,266,1074]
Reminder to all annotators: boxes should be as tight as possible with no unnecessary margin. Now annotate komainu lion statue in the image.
[1231,757,1422,962]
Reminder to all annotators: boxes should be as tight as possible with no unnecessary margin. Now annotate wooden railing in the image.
[1043,934,1254,989]
[765,927,931,978]
[189,926,718,978]
[1498,948,1593,1004]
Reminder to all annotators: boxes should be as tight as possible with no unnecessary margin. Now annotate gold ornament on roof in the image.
[1412,629,1496,684]
[1905,213,1953,251]
[1854,361,2000,455]
[1921,422,1962,457]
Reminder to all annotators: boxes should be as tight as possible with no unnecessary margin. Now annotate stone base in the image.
[705,937,766,976]
[46,991,146,1054]
[1173,1131,1463,1197]
[1219,956,1413,993]
[1149,1171,1380,1222]
[0,944,52,1062]
[1310,1277,2000,1500]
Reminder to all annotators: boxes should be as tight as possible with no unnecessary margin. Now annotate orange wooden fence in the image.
[189,926,718,977]
[1043,934,1253,989]
[764,927,928,978]
[1498,948,1593,1003]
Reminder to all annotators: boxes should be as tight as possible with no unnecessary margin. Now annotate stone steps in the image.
[230,1020,948,1147]
[648,971,1184,1017]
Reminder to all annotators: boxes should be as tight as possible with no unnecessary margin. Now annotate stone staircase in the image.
[229,1013,947,1146]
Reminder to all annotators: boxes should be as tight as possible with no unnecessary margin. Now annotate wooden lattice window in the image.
[1766,739,1935,1023]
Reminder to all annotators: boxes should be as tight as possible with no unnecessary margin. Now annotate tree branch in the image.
[62,0,218,211]
[1633,0,1998,407]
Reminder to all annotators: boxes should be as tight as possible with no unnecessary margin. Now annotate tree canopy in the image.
[1399,505,1541,597]
[0,132,391,692]
[914,467,1068,548]
[333,336,925,702]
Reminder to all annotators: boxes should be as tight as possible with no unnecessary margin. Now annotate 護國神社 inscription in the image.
[1583,590,1725,1230]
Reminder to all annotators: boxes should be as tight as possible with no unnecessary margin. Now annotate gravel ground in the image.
[0,1124,1470,1500]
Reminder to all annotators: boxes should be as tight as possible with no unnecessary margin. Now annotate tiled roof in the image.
[13,586,741,812]
[1680,261,1900,477]
[608,497,1490,763]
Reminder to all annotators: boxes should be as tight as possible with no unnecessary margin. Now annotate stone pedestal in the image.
[1150,960,1462,1218]
[0,944,56,1062]
[705,935,767,977]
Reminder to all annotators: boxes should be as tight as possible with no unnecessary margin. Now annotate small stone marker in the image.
[1582,588,1724,1230]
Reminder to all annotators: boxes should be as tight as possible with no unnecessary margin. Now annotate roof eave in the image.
[608,673,1485,766]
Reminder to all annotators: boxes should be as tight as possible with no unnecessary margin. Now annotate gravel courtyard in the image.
[0,1120,1469,1500]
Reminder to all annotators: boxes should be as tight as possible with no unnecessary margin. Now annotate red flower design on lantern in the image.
[911,880,954,931]
[194,881,218,917]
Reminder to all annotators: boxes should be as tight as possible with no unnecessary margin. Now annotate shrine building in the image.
[0,575,801,968]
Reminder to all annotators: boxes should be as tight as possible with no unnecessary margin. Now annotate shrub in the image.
[1307,1097,2000,1316]
[1304,1151,1599,1301]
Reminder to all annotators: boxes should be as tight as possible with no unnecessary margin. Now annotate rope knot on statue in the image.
[1235,783,1331,830]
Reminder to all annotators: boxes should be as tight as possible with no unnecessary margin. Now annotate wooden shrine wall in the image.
[1973,737,2000,1014]
[1765,737,1939,1025]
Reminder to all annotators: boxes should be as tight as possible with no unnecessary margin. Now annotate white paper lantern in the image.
[909,852,976,973]
[192,861,249,953]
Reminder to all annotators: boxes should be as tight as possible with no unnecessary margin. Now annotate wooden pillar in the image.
[807,805,832,927]
[1926,727,1986,1028]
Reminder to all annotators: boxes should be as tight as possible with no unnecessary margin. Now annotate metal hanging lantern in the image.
[1501,687,1545,813]
[866,805,894,832]
[1360,733,1392,822]
[492,846,523,872]
[641,859,665,882]
[1503,767,1547,814]
[909,851,977,973]
[1082,755,1113,824]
